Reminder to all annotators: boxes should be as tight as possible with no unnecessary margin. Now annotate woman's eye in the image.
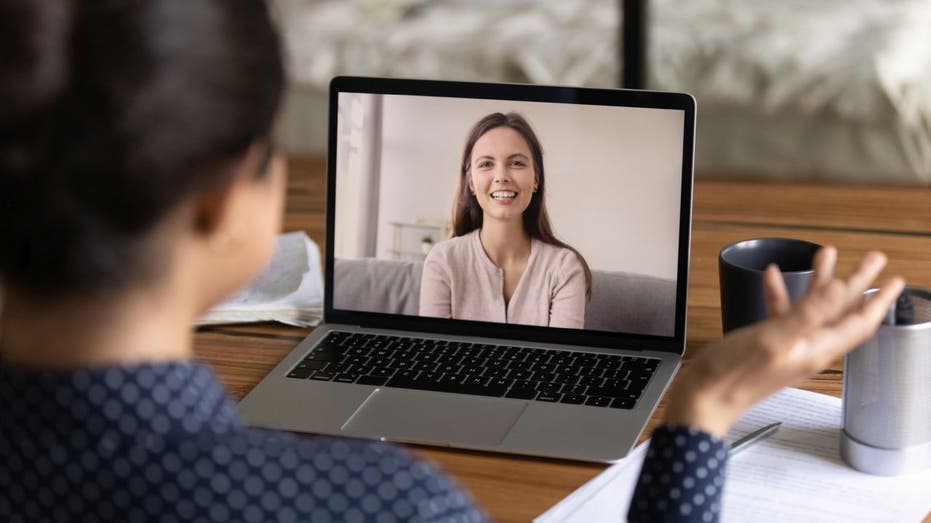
[511,160,526,167]
[477,160,492,169]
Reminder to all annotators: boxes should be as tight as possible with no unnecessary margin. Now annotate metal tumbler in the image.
[841,286,931,476]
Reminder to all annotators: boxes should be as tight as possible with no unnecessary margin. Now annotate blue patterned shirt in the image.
[0,359,726,522]
[0,361,487,523]
[628,426,729,522]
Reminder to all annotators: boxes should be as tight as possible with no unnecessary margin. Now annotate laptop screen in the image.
[327,78,693,343]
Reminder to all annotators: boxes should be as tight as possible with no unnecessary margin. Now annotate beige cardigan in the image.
[418,229,586,328]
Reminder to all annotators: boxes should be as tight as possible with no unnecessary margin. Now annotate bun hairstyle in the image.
[0,0,284,298]
[0,2,70,127]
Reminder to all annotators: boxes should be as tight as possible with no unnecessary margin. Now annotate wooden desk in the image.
[195,158,931,522]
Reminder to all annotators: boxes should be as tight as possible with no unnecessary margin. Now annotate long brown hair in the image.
[450,112,592,297]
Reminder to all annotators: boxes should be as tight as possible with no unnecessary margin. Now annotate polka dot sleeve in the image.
[627,425,728,523]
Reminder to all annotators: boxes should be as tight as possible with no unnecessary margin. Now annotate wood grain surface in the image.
[194,157,931,523]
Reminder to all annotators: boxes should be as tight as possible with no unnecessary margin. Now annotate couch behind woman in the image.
[333,257,676,336]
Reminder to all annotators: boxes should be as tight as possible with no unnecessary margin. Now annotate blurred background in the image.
[273,0,931,185]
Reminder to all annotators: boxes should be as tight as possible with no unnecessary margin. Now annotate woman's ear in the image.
[194,181,234,235]
[192,142,268,237]
[194,181,252,254]
[190,147,260,245]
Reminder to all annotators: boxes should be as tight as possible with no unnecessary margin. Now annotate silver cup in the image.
[841,286,931,475]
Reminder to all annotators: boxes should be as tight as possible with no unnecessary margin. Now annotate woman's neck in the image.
[479,218,531,267]
[0,286,196,369]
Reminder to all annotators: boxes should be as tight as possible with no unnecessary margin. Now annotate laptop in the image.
[239,76,695,462]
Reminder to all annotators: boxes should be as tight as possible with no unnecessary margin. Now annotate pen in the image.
[729,421,782,456]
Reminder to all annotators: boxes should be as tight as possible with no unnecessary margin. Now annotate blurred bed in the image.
[274,0,931,185]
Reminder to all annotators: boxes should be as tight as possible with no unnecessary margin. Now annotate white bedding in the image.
[274,0,931,183]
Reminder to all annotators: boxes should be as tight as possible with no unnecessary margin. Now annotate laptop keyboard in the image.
[285,331,660,409]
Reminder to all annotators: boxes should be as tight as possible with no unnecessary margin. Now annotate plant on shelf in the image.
[420,235,434,254]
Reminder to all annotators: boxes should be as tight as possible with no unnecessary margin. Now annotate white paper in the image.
[196,231,324,327]
[536,387,931,523]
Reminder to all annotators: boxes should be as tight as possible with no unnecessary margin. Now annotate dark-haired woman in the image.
[0,1,906,522]
[0,1,485,521]
[419,112,591,328]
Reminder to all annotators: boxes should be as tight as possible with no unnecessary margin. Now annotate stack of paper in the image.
[536,387,931,523]
[197,231,323,327]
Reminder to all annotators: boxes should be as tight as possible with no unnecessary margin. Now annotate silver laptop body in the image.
[239,77,696,463]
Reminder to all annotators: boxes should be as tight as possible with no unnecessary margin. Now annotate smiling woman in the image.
[418,112,592,328]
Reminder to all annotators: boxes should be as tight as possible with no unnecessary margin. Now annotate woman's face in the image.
[468,126,538,224]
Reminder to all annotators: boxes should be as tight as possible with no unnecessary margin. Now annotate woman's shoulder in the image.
[533,240,582,268]
[435,230,477,249]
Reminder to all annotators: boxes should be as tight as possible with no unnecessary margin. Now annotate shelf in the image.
[388,221,446,229]
[388,220,449,261]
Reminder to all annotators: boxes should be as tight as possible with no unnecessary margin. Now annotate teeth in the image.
[491,191,517,199]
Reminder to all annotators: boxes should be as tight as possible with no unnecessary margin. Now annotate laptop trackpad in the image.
[341,388,527,446]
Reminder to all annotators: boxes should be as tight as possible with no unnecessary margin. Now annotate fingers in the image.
[803,276,905,366]
[780,249,888,332]
[861,276,906,325]
[778,278,847,337]
[763,243,840,319]
[811,246,837,289]
[844,251,888,304]
[780,245,836,324]
[764,264,790,317]
[802,250,888,327]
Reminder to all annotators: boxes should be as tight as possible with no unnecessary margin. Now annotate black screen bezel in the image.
[324,76,694,355]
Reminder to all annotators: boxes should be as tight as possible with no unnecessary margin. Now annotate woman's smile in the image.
[490,189,519,204]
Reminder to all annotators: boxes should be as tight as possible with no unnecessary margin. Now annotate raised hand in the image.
[664,247,905,437]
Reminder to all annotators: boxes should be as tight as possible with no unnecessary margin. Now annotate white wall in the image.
[333,93,378,259]
[337,93,685,278]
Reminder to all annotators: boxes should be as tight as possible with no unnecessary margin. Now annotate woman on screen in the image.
[419,112,592,328]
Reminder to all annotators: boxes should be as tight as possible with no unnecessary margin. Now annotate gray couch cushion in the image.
[585,270,676,336]
[333,258,424,316]
[333,257,676,336]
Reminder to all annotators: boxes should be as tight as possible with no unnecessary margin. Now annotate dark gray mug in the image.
[718,238,821,333]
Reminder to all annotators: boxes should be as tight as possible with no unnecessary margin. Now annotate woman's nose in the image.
[493,165,512,182]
